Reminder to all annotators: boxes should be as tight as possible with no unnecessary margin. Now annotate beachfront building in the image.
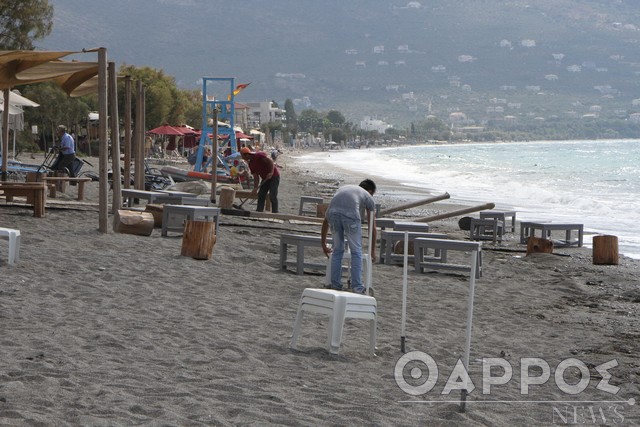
[360,116,392,134]
[244,101,286,129]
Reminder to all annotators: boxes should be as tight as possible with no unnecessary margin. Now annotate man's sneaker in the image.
[352,287,366,295]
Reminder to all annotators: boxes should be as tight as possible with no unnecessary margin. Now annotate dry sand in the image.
[1,150,639,426]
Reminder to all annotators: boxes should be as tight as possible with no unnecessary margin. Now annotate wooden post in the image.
[109,61,122,211]
[210,108,218,204]
[181,220,217,260]
[526,236,553,255]
[1,88,10,181]
[124,76,132,189]
[98,47,109,233]
[593,235,618,265]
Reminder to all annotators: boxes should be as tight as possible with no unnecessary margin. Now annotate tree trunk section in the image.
[593,235,618,265]
[526,236,553,255]
[144,204,164,228]
[181,220,217,260]
[219,187,235,209]
[114,209,154,236]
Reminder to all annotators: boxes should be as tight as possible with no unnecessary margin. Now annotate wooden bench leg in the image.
[296,244,305,275]
[77,182,86,201]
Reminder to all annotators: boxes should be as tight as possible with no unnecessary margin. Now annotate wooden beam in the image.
[414,203,495,222]
[378,192,450,216]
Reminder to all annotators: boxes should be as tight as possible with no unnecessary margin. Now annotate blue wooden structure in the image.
[193,77,236,173]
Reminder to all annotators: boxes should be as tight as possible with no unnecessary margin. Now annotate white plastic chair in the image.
[0,227,21,266]
[290,288,377,355]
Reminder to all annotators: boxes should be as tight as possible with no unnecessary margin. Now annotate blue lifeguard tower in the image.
[193,77,236,173]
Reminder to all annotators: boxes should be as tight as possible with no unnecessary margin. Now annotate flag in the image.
[228,82,251,100]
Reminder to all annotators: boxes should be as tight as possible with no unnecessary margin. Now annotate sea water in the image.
[298,139,640,259]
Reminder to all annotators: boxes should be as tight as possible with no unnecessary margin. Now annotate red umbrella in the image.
[148,125,186,135]
[235,131,254,140]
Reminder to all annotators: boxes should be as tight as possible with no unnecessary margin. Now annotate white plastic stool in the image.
[290,288,377,355]
[0,227,21,266]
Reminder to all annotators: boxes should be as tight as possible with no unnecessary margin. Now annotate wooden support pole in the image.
[109,61,122,211]
[414,203,495,223]
[98,48,109,233]
[378,192,450,216]
[123,76,132,189]
[210,108,218,204]
[1,88,9,181]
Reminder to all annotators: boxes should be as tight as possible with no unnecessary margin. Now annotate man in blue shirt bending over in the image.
[321,179,377,294]
[53,125,76,178]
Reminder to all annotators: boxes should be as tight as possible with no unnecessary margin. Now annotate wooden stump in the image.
[144,204,164,228]
[458,216,473,231]
[316,203,329,218]
[113,209,154,236]
[526,236,553,255]
[181,220,217,260]
[593,235,618,265]
[393,240,415,255]
[219,187,235,209]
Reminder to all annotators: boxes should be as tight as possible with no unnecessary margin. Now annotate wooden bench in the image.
[414,238,482,278]
[469,218,503,243]
[379,230,448,265]
[520,221,584,247]
[298,196,324,216]
[0,182,46,217]
[279,234,334,275]
[479,210,517,233]
[43,177,92,201]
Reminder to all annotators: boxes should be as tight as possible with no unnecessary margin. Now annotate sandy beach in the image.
[1,149,639,426]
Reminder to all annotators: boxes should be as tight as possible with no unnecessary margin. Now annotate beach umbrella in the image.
[148,125,186,136]
[400,233,479,412]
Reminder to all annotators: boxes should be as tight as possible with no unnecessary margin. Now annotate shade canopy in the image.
[148,125,187,136]
[0,50,99,97]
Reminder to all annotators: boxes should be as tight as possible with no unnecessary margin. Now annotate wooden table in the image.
[43,177,92,201]
[0,182,46,217]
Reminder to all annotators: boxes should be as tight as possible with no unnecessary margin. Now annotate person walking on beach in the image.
[321,179,377,294]
[240,146,280,213]
[52,125,76,178]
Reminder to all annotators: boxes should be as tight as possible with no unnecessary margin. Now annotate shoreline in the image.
[283,143,640,260]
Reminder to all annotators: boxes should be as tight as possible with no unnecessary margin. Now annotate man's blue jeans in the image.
[328,212,363,292]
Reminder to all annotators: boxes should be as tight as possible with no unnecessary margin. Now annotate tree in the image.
[21,82,90,149]
[0,0,53,49]
[118,64,187,129]
[298,109,322,134]
[326,110,346,127]
[283,98,297,135]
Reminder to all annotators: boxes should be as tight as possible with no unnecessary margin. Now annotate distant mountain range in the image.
[40,0,640,128]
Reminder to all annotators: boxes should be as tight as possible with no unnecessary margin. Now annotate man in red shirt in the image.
[240,146,280,213]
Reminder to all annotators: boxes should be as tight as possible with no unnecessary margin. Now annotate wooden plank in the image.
[249,211,325,224]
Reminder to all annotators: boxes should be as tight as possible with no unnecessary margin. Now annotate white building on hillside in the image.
[360,116,392,134]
